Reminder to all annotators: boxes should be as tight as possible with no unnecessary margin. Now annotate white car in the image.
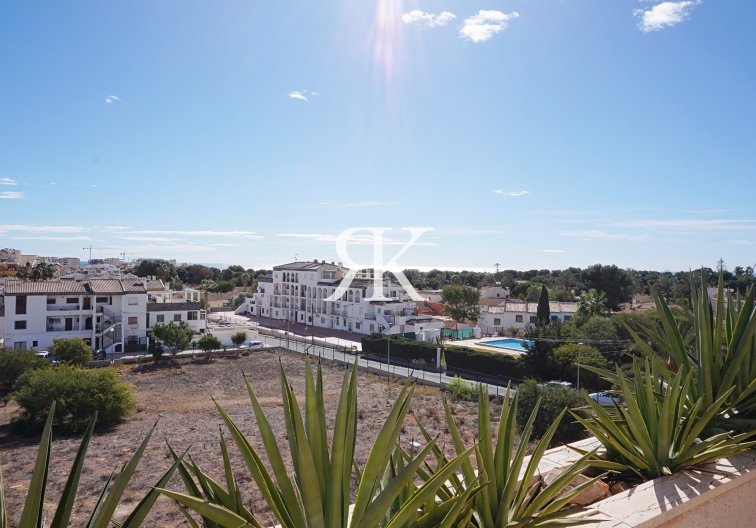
[239,340,264,350]
[537,380,573,390]
[589,391,622,406]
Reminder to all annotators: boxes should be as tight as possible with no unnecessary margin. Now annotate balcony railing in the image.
[47,325,81,332]
[47,304,80,311]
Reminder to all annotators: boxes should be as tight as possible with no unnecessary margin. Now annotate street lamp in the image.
[576,342,584,390]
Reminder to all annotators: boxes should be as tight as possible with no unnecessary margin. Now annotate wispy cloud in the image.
[445,228,506,235]
[561,230,647,241]
[542,249,567,253]
[0,224,88,234]
[118,236,180,242]
[634,1,701,33]
[277,233,436,246]
[319,200,396,209]
[494,189,529,197]
[0,191,25,199]
[288,90,319,102]
[460,10,519,43]
[611,218,756,231]
[127,229,264,239]
[402,10,456,29]
[11,235,91,241]
[105,95,121,104]
[728,239,754,246]
[0,178,17,185]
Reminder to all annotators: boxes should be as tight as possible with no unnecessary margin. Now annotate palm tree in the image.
[577,288,610,318]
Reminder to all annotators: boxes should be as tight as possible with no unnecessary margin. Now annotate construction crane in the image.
[120,251,134,264]
[82,245,107,262]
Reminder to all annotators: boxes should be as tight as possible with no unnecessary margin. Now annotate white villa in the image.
[477,299,578,335]
[238,260,444,336]
[0,278,206,354]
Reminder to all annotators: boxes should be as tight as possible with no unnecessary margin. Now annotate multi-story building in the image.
[0,277,206,353]
[240,260,443,336]
[146,286,206,334]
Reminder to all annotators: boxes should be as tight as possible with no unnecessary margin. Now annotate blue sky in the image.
[1,1,754,272]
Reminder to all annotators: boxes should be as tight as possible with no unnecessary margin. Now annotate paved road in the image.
[255,332,514,399]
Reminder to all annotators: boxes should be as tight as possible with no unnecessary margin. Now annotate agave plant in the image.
[622,270,756,432]
[441,383,601,527]
[572,359,756,481]
[0,402,181,528]
[159,359,476,528]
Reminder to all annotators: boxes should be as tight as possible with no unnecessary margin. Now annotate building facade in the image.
[477,300,578,335]
[239,260,443,336]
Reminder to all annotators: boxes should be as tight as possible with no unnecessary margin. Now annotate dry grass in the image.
[0,349,497,527]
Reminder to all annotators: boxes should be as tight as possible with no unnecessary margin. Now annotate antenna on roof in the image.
[294,253,299,261]
[494,262,501,274]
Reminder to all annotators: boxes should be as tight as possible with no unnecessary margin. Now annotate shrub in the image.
[515,379,588,446]
[231,331,247,348]
[0,349,49,399]
[14,366,136,432]
[50,338,93,365]
[445,345,527,382]
[197,334,222,360]
[552,343,610,391]
[446,375,477,401]
[361,334,437,364]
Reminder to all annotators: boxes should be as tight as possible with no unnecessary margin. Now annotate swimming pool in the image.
[476,338,534,353]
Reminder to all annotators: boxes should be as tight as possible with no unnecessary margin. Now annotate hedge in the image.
[360,334,526,383]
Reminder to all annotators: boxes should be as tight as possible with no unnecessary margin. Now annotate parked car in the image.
[218,320,232,327]
[589,391,623,406]
[239,340,264,350]
[93,349,107,360]
[34,351,50,360]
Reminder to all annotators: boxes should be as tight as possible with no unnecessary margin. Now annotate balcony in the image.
[47,324,81,332]
[47,304,80,312]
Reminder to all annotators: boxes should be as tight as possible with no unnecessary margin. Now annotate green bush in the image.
[50,337,93,365]
[446,375,477,401]
[361,334,437,364]
[445,345,526,381]
[515,379,589,447]
[14,366,136,432]
[0,349,49,399]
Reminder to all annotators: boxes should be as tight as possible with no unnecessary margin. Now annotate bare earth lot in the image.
[0,349,490,527]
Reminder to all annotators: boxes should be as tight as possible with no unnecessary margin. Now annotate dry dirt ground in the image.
[0,349,503,527]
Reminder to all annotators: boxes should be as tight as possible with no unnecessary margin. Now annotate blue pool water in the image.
[477,338,534,353]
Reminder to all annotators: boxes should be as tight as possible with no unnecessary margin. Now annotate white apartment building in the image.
[146,286,206,334]
[0,277,205,354]
[239,260,443,336]
[0,278,155,353]
[477,300,578,335]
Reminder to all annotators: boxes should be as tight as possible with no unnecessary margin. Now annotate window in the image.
[515,315,523,323]
[96,296,109,303]
[200,312,206,320]
[128,296,138,305]
[493,318,501,326]
[156,314,165,323]
[16,295,27,315]
[14,342,27,350]
[128,316,138,325]
[187,311,198,320]
[15,320,27,330]
[47,297,56,305]
[66,297,78,304]
[529,316,537,324]
[32,340,38,347]
[174,314,182,322]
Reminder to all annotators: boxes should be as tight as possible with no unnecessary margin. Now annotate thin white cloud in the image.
[11,236,91,241]
[127,229,264,239]
[0,178,17,185]
[118,236,180,242]
[445,228,506,235]
[105,95,121,104]
[494,189,529,197]
[0,224,88,234]
[634,1,700,33]
[728,239,754,246]
[319,201,396,208]
[277,233,436,246]
[402,10,457,28]
[288,91,308,101]
[460,10,519,43]
[542,249,567,253]
[561,230,647,241]
[612,219,756,231]
[0,191,25,199]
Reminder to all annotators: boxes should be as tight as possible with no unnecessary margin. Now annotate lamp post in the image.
[576,342,584,390]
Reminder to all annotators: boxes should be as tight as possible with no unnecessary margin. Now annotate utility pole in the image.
[494,262,501,274]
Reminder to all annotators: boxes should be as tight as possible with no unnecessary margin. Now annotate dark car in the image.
[93,349,107,360]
